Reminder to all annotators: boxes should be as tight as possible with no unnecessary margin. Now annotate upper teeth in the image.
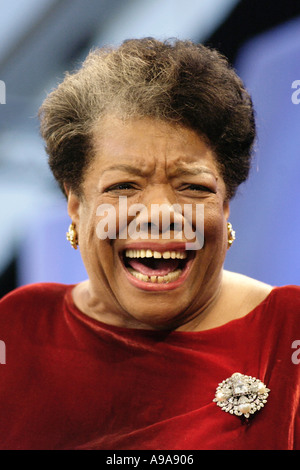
[125,249,187,259]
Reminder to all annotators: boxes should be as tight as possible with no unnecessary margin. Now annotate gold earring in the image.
[227,222,235,249]
[66,223,78,250]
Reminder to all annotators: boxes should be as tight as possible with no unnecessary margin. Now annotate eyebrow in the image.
[101,163,217,179]
[168,166,216,178]
[101,164,146,177]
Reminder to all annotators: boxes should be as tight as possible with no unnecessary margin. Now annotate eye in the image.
[181,184,215,193]
[104,182,138,193]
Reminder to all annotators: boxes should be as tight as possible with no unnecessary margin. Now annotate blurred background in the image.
[0,0,300,298]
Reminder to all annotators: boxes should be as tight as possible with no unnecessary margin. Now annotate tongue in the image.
[127,259,180,276]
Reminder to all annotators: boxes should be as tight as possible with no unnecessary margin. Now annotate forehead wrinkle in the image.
[101,162,155,178]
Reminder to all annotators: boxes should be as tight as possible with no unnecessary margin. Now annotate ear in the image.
[223,199,230,221]
[64,183,80,226]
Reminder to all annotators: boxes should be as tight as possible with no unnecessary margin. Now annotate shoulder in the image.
[265,284,300,311]
[0,283,74,344]
[222,270,300,322]
[0,282,72,316]
[222,270,272,311]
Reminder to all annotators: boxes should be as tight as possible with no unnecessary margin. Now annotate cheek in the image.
[76,199,106,256]
[202,206,227,247]
[94,199,134,241]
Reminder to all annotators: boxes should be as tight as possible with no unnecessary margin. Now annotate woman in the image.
[0,38,299,450]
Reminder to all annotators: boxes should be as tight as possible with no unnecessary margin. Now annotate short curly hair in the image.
[39,38,255,199]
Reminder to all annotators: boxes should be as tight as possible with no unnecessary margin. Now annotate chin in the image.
[115,276,199,330]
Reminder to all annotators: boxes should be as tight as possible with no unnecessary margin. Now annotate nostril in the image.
[143,221,182,234]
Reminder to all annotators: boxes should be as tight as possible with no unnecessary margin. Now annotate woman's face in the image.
[67,116,230,329]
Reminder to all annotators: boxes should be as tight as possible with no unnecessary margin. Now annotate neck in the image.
[72,270,227,332]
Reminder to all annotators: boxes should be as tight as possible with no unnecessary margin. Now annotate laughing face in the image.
[67,116,230,330]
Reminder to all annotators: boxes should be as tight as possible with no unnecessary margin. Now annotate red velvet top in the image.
[0,282,299,450]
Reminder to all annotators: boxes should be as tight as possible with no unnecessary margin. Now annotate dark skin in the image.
[66,116,272,331]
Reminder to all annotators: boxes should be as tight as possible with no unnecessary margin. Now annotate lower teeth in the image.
[128,268,182,283]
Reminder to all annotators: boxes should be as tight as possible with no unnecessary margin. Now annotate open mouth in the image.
[120,246,195,288]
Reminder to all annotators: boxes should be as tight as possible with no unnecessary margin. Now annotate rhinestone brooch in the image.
[213,372,270,419]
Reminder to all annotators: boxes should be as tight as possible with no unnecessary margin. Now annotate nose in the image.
[130,184,184,239]
[142,183,177,209]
